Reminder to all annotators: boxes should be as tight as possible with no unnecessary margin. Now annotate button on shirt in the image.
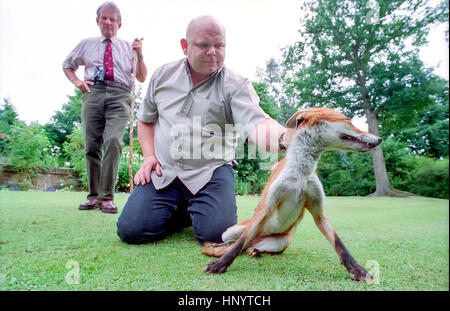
[62,36,133,88]
[138,58,269,194]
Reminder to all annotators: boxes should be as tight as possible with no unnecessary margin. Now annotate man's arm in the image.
[63,68,94,93]
[247,118,287,153]
[132,38,147,83]
[134,120,162,185]
[135,56,147,83]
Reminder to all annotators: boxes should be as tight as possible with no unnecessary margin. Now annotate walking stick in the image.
[128,49,138,193]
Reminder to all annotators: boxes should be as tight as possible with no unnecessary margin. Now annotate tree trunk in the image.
[365,108,392,195]
[365,107,412,197]
[357,60,412,197]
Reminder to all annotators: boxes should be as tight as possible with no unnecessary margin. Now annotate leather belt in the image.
[91,80,131,93]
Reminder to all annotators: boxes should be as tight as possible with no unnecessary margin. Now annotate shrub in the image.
[63,125,88,189]
[18,178,32,191]
[116,146,143,192]
[42,145,65,169]
[233,139,273,195]
[234,178,251,196]
[8,123,50,173]
[63,126,145,192]
[382,139,449,199]
[317,139,449,198]
[318,150,375,196]
[402,157,449,199]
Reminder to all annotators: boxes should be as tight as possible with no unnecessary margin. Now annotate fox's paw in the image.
[348,262,372,282]
[204,258,229,274]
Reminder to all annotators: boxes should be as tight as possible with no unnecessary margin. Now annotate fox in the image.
[202,107,382,282]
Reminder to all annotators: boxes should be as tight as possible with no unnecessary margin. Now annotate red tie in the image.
[103,39,114,80]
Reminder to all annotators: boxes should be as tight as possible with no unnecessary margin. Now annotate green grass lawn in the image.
[0,191,448,291]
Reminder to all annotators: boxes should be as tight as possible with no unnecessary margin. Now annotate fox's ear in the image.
[286,111,305,128]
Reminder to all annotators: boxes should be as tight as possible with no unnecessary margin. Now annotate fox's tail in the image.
[201,242,235,257]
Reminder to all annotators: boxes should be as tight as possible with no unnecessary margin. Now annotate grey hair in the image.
[96,2,122,23]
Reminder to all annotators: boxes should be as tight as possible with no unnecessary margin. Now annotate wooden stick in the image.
[129,50,138,193]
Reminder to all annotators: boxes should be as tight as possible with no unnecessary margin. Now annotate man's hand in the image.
[63,68,93,93]
[132,38,143,58]
[134,155,162,186]
[247,118,286,153]
[73,79,94,93]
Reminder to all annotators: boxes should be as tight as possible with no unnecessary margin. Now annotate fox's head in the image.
[285,108,381,152]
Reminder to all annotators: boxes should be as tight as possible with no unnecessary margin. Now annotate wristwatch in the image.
[279,132,287,151]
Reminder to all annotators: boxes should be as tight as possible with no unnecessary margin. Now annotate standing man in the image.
[63,2,147,214]
[117,15,286,244]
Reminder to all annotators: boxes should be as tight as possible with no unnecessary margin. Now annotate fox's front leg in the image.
[205,177,291,274]
[306,176,372,282]
[205,202,275,274]
[204,237,245,274]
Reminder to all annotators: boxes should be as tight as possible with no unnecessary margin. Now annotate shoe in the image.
[79,199,99,210]
[100,200,118,214]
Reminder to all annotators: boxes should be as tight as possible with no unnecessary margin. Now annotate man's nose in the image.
[206,47,216,56]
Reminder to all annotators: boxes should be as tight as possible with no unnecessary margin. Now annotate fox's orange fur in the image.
[202,108,382,281]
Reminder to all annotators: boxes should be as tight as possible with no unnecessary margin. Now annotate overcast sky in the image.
[0,0,448,127]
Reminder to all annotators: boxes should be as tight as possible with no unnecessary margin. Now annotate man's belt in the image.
[91,80,131,93]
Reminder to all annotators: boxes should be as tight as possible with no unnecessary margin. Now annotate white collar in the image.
[100,35,118,44]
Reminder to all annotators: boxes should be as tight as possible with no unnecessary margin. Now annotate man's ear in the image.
[180,38,188,55]
[118,22,122,29]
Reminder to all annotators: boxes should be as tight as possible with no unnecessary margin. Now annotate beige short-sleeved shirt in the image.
[62,35,133,88]
[138,58,269,194]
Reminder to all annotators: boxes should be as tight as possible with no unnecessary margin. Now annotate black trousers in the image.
[117,165,237,244]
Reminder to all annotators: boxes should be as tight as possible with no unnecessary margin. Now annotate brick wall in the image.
[0,167,83,191]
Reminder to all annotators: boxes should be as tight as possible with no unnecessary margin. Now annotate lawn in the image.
[0,191,448,291]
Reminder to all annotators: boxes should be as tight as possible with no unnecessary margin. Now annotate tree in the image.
[318,150,375,196]
[280,0,448,196]
[257,59,299,124]
[0,98,19,129]
[0,98,21,156]
[233,82,281,194]
[44,89,83,147]
[317,137,449,198]
[252,82,280,120]
[387,83,449,158]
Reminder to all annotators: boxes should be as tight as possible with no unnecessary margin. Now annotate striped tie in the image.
[103,39,114,80]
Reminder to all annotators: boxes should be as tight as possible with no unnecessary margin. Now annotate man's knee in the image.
[116,219,167,245]
[193,219,235,244]
[117,183,170,244]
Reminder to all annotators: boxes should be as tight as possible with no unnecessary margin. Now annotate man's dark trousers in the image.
[117,165,238,244]
[82,85,130,201]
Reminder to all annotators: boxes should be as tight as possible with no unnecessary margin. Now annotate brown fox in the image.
[203,108,382,282]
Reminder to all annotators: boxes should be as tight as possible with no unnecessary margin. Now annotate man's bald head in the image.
[185,15,226,42]
[181,15,227,85]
